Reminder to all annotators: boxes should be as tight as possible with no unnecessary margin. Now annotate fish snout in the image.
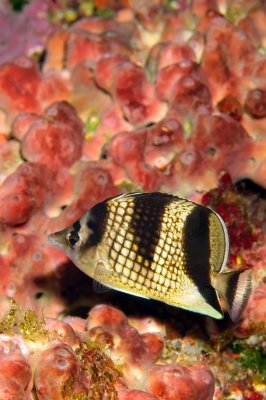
[48,233,56,245]
[48,231,65,249]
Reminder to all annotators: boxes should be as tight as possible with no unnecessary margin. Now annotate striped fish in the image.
[48,192,252,321]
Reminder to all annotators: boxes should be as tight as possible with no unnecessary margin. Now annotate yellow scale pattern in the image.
[103,196,196,302]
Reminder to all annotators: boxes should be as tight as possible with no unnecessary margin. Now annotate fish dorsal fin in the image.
[114,192,142,202]
[167,283,224,319]
[208,210,229,273]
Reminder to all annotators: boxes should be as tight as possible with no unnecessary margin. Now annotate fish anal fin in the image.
[168,284,223,319]
[212,268,252,323]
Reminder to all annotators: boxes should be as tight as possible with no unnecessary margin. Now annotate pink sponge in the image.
[22,101,84,171]
[113,61,166,126]
[72,161,120,211]
[0,60,42,123]
[107,131,160,191]
[88,304,164,386]
[0,338,32,399]
[118,389,159,400]
[35,343,91,400]
[66,30,110,69]
[0,162,54,225]
[145,363,215,400]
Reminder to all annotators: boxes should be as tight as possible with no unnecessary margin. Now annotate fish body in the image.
[48,192,252,321]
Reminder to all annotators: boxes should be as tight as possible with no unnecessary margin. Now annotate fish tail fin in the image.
[213,269,252,323]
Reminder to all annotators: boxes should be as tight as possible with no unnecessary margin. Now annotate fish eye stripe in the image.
[85,201,108,246]
[72,220,81,232]
[67,230,80,246]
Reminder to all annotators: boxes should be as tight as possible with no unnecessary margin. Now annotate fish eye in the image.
[67,230,81,247]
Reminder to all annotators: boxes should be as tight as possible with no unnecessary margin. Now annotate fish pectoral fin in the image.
[93,260,113,293]
[212,268,252,323]
[168,285,224,319]
[93,280,111,293]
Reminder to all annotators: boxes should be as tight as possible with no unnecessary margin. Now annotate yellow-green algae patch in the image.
[0,298,17,334]
[0,299,49,342]
[61,342,120,400]
[19,309,49,342]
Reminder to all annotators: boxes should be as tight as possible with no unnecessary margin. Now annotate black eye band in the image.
[68,230,80,246]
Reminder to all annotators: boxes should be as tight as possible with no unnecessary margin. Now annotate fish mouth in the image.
[48,233,56,245]
[47,232,64,250]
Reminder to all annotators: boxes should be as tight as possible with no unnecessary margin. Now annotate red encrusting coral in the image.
[202,173,264,269]
[0,302,217,400]
[22,101,84,171]
[35,343,92,400]
[0,338,32,399]
[145,363,215,400]
[0,162,56,225]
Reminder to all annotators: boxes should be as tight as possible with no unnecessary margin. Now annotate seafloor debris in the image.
[0,0,265,399]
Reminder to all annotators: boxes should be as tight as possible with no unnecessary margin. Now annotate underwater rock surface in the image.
[0,0,265,399]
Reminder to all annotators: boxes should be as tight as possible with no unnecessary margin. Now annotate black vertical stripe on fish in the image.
[86,200,108,246]
[225,270,239,311]
[183,206,222,312]
[73,219,81,232]
[129,192,173,266]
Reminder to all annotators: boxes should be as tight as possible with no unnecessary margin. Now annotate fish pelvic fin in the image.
[212,268,253,323]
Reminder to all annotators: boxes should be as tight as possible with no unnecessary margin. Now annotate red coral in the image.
[244,89,266,119]
[12,113,38,141]
[145,363,214,400]
[239,8,266,48]
[0,338,32,399]
[149,41,196,72]
[118,389,159,400]
[201,17,256,101]
[66,30,110,69]
[202,174,261,267]
[187,114,253,185]
[171,75,212,114]
[21,101,84,171]
[113,61,166,126]
[156,61,197,102]
[35,343,91,400]
[0,162,55,225]
[95,54,128,93]
[0,60,42,116]
[156,61,212,116]
[217,95,243,121]
[88,304,164,385]
[243,392,265,400]
[72,161,120,211]
[107,130,161,191]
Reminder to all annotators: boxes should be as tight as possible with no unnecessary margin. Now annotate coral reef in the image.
[0,0,265,399]
[0,301,217,400]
